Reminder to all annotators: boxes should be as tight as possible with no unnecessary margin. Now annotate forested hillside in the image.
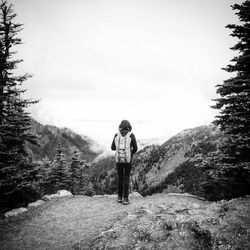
[131,125,221,198]
[28,119,99,162]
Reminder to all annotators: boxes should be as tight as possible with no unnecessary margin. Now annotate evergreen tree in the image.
[69,148,82,194]
[0,1,38,199]
[36,157,53,194]
[213,0,250,163]
[210,0,250,199]
[50,143,68,191]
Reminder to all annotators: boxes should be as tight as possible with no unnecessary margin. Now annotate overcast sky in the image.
[11,0,242,150]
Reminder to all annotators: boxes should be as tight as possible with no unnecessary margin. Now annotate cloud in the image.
[14,0,238,151]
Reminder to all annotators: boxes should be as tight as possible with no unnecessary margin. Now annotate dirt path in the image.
[0,194,162,250]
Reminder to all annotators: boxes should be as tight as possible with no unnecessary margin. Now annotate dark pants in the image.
[116,163,132,198]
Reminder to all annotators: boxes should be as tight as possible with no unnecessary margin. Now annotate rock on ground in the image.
[4,207,28,218]
[42,193,60,201]
[130,192,143,197]
[42,190,73,201]
[57,190,73,197]
[28,200,44,208]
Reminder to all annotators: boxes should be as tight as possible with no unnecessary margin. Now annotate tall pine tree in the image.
[69,148,82,194]
[50,143,68,192]
[0,0,37,203]
[211,0,250,198]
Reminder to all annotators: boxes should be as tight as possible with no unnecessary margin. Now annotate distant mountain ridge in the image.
[28,119,101,162]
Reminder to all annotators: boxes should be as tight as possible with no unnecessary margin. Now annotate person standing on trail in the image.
[111,120,138,205]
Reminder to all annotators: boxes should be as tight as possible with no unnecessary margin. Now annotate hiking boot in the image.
[123,197,129,205]
[117,196,122,203]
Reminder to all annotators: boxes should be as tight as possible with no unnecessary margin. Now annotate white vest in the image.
[115,131,132,163]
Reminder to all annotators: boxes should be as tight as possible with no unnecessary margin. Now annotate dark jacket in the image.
[111,131,138,158]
